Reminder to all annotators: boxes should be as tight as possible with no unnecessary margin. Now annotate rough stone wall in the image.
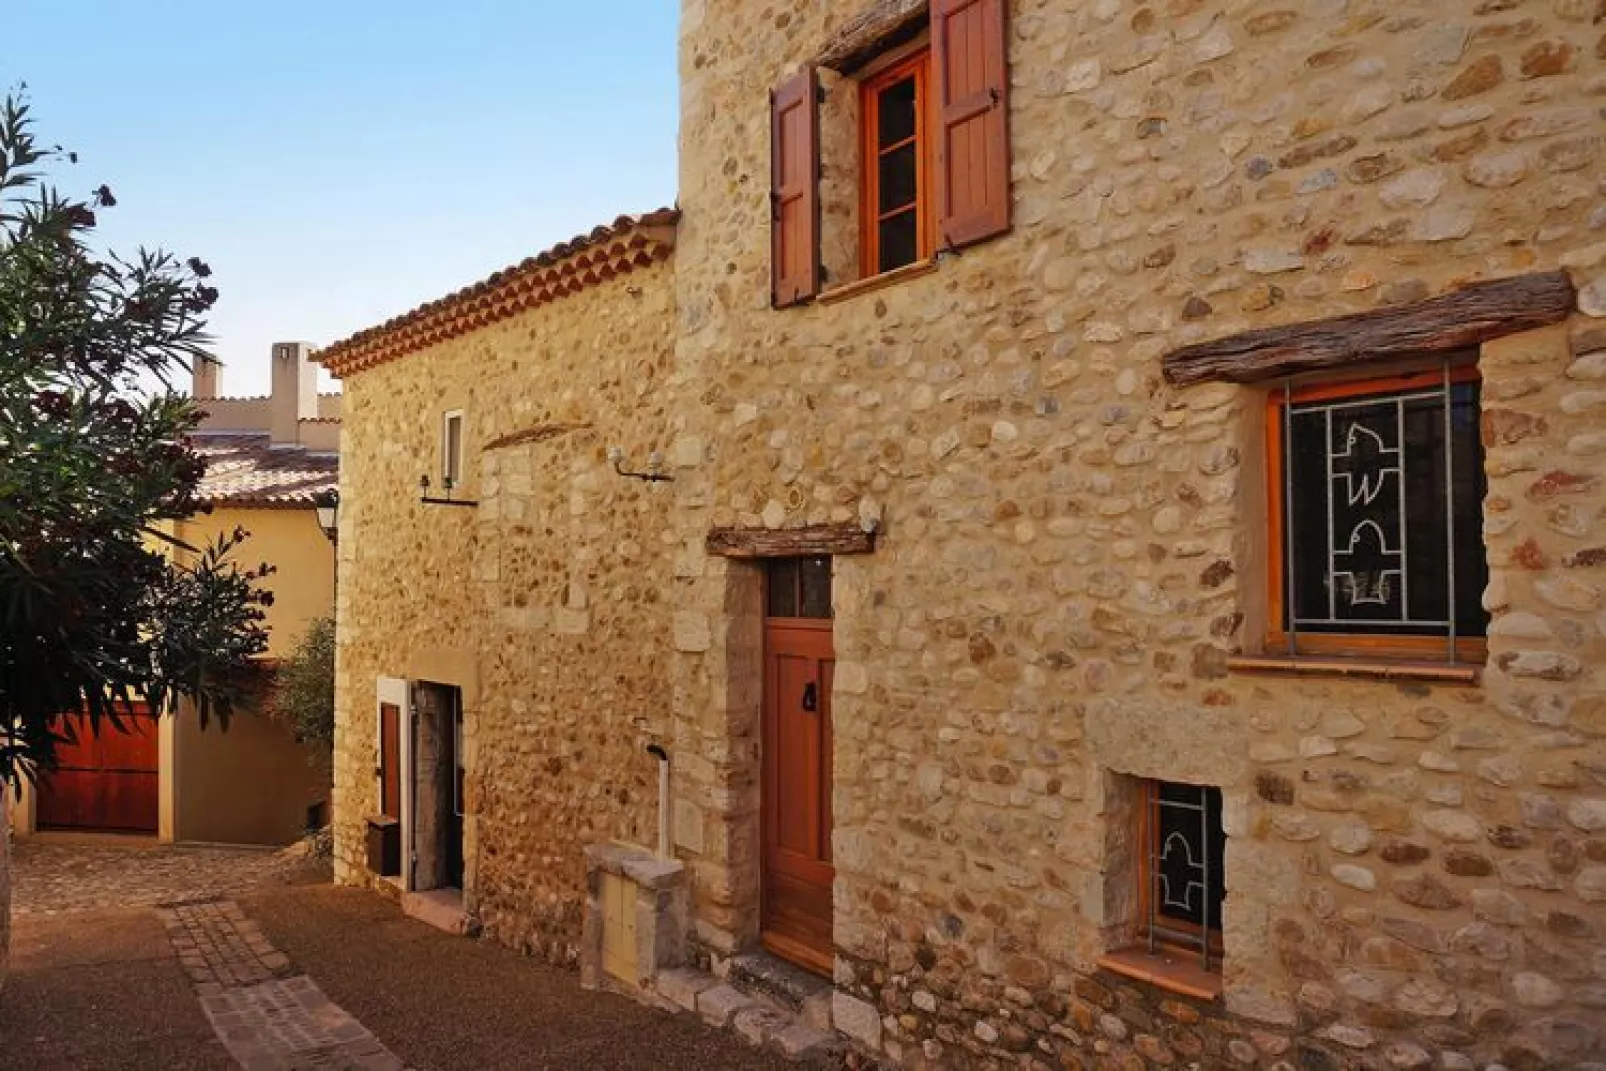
[672,1,1606,1068]
[332,260,678,964]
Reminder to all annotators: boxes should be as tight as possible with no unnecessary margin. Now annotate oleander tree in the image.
[0,92,273,790]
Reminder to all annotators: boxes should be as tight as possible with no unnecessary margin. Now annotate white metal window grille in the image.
[1146,781,1225,972]
[1280,369,1487,655]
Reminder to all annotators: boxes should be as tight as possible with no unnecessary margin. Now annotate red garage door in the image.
[36,705,160,834]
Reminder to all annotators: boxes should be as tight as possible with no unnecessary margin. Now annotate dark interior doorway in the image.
[411,682,464,890]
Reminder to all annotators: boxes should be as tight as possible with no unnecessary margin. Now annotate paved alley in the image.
[9,836,326,917]
[1,838,804,1070]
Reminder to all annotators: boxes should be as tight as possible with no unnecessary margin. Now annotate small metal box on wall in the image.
[366,815,401,877]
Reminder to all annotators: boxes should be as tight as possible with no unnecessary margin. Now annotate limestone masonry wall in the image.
[332,259,678,963]
[328,1,1606,1067]
[669,1,1606,1068]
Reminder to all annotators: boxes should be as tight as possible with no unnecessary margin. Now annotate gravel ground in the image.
[243,884,798,1071]
[0,907,235,1071]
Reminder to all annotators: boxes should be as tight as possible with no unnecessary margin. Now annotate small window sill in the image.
[1227,654,1480,685]
[816,257,939,305]
[1096,947,1222,1002]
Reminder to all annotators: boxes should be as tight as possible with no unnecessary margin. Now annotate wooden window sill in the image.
[1227,654,1480,685]
[1097,948,1222,1002]
[816,258,938,305]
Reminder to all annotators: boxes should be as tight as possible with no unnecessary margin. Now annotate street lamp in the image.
[315,489,339,544]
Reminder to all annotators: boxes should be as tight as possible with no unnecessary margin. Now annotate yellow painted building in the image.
[9,344,339,845]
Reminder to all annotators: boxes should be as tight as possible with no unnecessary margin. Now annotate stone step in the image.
[400,889,468,935]
[652,967,842,1065]
[726,952,834,1030]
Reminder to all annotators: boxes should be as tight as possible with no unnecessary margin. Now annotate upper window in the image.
[441,410,464,489]
[1267,365,1488,662]
[861,51,932,276]
[769,0,1011,306]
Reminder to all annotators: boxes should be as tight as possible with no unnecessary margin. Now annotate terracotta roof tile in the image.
[317,209,678,378]
[192,432,338,508]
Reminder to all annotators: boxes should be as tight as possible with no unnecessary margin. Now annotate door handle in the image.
[801,681,818,713]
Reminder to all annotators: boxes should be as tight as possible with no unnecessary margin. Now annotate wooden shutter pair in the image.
[769,0,1010,308]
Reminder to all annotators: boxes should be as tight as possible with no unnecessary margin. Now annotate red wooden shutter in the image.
[380,701,400,819]
[770,67,820,307]
[931,0,1010,249]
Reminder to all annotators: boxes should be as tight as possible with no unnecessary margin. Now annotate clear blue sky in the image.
[6,2,680,396]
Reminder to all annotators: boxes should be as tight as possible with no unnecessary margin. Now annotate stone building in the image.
[319,214,681,941]
[325,1,1606,1068]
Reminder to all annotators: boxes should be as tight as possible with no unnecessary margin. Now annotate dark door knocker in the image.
[801,680,818,713]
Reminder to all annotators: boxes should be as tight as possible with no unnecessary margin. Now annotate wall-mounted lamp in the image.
[314,489,339,544]
[419,474,478,507]
[607,445,673,483]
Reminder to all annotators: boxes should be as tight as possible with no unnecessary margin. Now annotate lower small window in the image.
[1141,780,1225,966]
[1098,777,1227,998]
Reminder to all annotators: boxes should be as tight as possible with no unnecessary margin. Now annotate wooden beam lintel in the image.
[706,523,875,559]
[1162,270,1576,388]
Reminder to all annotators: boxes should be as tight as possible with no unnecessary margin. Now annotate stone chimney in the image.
[192,356,221,400]
[269,341,318,445]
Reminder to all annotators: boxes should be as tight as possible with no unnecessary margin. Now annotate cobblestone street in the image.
[1,838,796,1070]
[10,836,327,917]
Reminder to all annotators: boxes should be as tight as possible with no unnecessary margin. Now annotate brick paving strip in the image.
[158,898,406,1071]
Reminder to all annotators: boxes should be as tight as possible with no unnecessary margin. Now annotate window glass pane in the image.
[444,414,462,484]
[878,143,919,215]
[878,209,919,273]
[876,75,917,148]
[1153,783,1225,933]
[1450,383,1490,638]
[799,557,833,619]
[766,559,799,618]
[1401,393,1449,624]
[1286,408,1330,627]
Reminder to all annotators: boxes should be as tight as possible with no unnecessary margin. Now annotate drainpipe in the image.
[645,743,671,859]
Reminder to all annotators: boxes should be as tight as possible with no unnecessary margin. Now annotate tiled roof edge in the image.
[196,495,325,510]
[317,208,679,378]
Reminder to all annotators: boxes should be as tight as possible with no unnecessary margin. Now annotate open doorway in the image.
[411,681,464,891]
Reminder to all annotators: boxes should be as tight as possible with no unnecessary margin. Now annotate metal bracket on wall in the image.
[418,474,478,507]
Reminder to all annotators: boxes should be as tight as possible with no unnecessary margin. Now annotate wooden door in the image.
[761,557,834,974]
[36,705,159,834]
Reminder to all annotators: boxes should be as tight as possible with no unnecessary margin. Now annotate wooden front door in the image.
[36,705,159,834]
[761,557,835,973]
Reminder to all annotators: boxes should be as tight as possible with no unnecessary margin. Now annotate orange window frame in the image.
[1264,365,1487,664]
[860,50,934,278]
[1135,780,1224,961]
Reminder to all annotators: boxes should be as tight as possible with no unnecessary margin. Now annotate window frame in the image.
[1135,779,1225,964]
[441,409,465,489]
[1264,363,1487,664]
[859,48,935,279]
